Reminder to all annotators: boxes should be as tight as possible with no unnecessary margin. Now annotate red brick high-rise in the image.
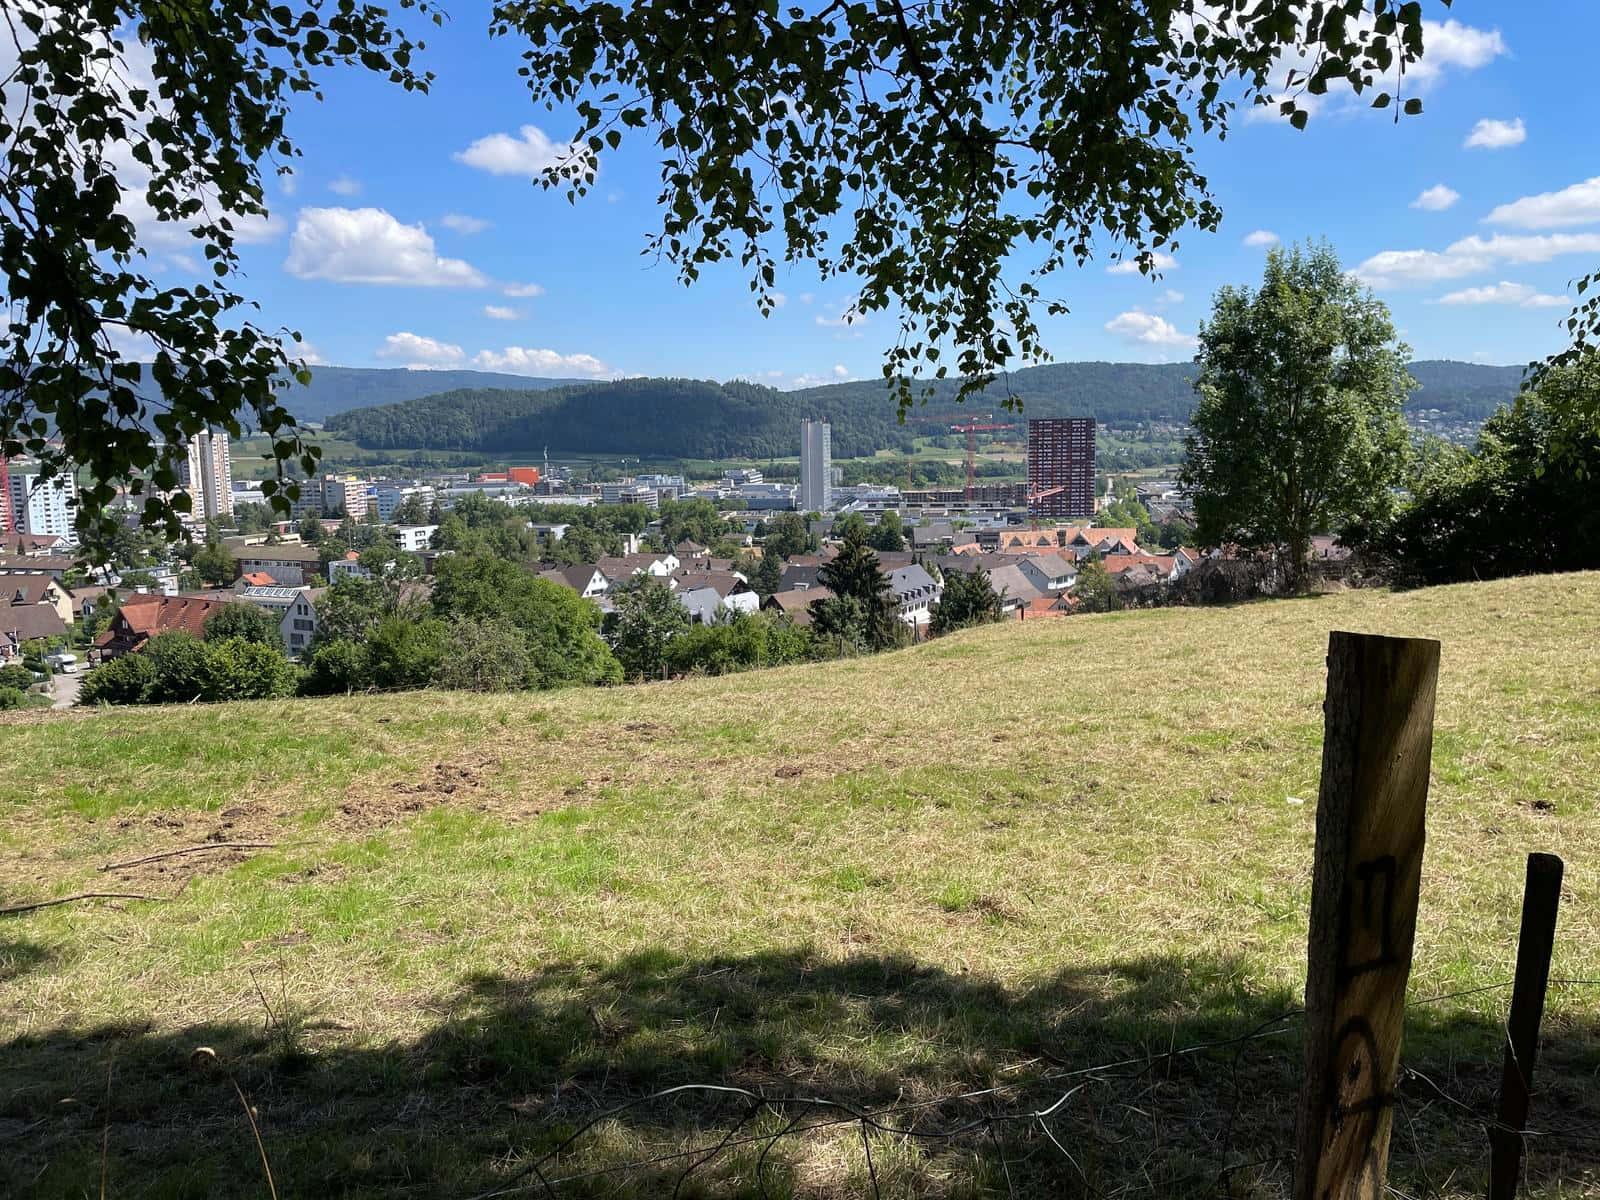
[1026,418,1095,519]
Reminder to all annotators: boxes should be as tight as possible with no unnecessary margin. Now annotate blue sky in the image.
[191,3,1600,387]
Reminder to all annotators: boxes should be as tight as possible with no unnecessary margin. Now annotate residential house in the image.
[0,531,72,556]
[983,563,1045,615]
[234,543,321,586]
[237,585,323,656]
[3,570,75,623]
[677,584,760,625]
[779,561,830,591]
[0,554,76,579]
[910,523,956,550]
[95,594,225,659]
[888,564,942,627]
[762,586,832,626]
[674,539,710,562]
[236,570,277,588]
[538,564,610,600]
[327,551,368,583]
[1102,554,1179,583]
[1015,553,1078,595]
[596,552,679,583]
[394,524,439,554]
[1,603,68,659]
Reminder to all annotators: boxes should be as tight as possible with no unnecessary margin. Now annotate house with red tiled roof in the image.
[94,595,225,659]
[236,571,277,588]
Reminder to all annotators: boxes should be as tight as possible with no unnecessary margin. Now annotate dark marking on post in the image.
[1487,852,1564,1200]
[1294,632,1440,1200]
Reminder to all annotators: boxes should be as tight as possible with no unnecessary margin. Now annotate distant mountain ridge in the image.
[284,366,590,425]
[317,359,1526,460]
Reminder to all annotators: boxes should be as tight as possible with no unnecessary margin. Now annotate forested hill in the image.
[284,366,587,425]
[322,360,1526,459]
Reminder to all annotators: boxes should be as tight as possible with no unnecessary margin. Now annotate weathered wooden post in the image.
[1293,632,1440,1200]
[1487,851,1565,1200]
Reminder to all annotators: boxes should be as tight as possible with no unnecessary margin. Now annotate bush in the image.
[139,632,213,703]
[437,617,531,692]
[364,616,448,690]
[79,652,157,705]
[202,637,298,700]
[0,687,25,710]
[203,601,284,647]
[0,664,35,692]
[300,639,368,695]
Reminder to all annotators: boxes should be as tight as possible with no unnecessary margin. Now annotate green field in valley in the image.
[3,575,1598,1197]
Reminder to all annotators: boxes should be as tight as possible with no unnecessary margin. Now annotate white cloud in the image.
[375,332,466,369]
[483,305,521,320]
[1353,231,1600,289]
[1435,281,1566,308]
[769,291,788,308]
[279,169,298,198]
[455,124,590,178]
[440,213,492,234]
[328,174,362,197]
[1242,230,1280,248]
[1486,177,1600,230]
[503,282,545,298]
[1104,310,1196,349]
[1106,251,1178,275]
[472,346,617,379]
[294,340,328,366]
[1410,184,1460,212]
[1158,289,1185,305]
[815,312,867,329]
[1464,117,1526,150]
[285,207,488,287]
[1234,16,1505,123]
[832,364,849,378]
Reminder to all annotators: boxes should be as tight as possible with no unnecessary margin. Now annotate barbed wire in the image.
[458,978,1600,1200]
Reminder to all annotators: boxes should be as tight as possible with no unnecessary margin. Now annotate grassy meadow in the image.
[2,574,1598,1198]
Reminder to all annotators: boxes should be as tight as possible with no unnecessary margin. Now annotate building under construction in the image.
[1026,418,1095,519]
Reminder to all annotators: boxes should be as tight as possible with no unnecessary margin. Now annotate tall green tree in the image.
[816,527,900,650]
[606,577,690,682]
[1370,353,1600,586]
[930,570,1003,635]
[868,511,907,553]
[1181,243,1411,592]
[0,2,434,556]
[762,512,817,561]
[203,602,283,647]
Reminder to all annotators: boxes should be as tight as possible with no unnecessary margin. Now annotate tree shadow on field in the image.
[3,948,1597,1199]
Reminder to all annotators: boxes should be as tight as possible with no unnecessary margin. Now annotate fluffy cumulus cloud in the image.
[1104,310,1195,349]
[1242,230,1280,248]
[503,281,545,298]
[440,212,492,234]
[1229,15,1505,122]
[285,208,488,287]
[483,305,521,320]
[1410,184,1460,212]
[472,346,617,379]
[1106,251,1178,275]
[1435,281,1566,308]
[1486,177,1600,230]
[455,125,590,178]
[376,332,466,369]
[1464,117,1526,150]
[1353,232,1600,289]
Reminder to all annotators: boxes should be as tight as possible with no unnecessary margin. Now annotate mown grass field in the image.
[3,574,1598,1198]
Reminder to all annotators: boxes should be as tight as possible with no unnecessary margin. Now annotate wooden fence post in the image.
[1487,852,1565,1200]
[1293,631,1440,1200]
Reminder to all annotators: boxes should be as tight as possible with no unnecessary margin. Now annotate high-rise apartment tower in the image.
[799,420,833,512]
[1026,418,1095,519]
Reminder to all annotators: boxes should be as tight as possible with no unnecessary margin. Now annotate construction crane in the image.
[948,419,1015,499]
[1026,486,1065,529]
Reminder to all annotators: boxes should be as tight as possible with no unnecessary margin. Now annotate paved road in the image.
[51,670,85,709]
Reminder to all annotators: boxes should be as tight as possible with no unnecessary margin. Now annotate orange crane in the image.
[949,419,1015,499]
[1026,486,1065,529]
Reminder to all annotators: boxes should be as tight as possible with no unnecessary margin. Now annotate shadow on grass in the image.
[3,949,1597,1198]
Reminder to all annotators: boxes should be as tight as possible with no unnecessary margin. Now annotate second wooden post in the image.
[1293,631,1441,1200]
